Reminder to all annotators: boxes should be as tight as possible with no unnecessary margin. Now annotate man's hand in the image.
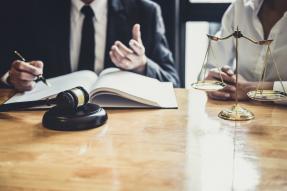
[8,60,44,91]
[109,24,147,74]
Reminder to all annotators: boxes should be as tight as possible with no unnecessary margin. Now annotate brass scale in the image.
[191,27,287,121]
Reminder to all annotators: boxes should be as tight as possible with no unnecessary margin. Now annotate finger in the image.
[30,60,44,69]
[109,51,121,66]
[129,39,145,55]
[12,60,42,76]
[111,45,125,62]
[10,68,37,81]
[115,41,133,55]
[207,91,231,100]
[208,70,236,84]
[132,24,142,44]
[221,65,234,76]
[223,84,236,93]
[110,50,131,70]
[125,53,137,61]
[118,59,132,70]
[112,45,132,65]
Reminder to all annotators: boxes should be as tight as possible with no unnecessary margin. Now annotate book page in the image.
[93,82,177,108]
[156,82,178,108]
[90,68,178,108]
[91,94,157,108]
[5,70,98,104]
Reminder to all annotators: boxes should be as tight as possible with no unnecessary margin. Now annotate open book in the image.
[5,68,178,108]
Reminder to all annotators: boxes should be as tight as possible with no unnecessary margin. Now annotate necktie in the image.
[78,5,95,71]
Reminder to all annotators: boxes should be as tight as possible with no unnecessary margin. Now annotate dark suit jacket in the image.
[0,0,179,87]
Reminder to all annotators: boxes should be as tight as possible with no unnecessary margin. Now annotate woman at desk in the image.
[205,0,287,101]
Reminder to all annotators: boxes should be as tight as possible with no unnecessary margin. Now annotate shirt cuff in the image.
[1,71,10,85]
[273,81,287,92]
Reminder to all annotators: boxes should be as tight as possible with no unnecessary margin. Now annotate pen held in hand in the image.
[14,51,51,87]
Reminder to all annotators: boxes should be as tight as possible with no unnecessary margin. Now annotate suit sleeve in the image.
[144,4,180,87]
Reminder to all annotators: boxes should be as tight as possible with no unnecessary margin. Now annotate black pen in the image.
[14,51,51,87]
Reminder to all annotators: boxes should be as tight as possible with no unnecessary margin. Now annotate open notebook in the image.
[5,68,178,108]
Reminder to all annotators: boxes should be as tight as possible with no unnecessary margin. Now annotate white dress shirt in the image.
[207,0,287,93]
[70,0,108,74]
[0,0,108,85]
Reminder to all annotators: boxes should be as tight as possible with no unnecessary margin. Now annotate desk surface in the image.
[0,89,286,191]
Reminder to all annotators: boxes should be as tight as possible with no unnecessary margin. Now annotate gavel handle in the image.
[0,98,56,112]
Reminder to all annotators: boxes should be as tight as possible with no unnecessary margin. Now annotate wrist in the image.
[134,64,146,74]
[134,57,147,74]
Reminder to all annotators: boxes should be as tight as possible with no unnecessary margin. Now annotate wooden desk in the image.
[0,89,286,191]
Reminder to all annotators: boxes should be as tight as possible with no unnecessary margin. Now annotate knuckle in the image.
[35,60,44,68]
[12,61,21,69]
[32,68,39,75]
[12,60,20,65]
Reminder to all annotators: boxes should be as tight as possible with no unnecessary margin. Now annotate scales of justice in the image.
[192,27,287,121]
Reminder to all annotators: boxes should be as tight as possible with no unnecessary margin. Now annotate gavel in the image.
[0,87,89,112]
[0,87,108,131]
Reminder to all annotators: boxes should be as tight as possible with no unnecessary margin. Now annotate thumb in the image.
[132,24,142,44]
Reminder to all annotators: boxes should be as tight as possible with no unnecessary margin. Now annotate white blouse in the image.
[207,0,287,94]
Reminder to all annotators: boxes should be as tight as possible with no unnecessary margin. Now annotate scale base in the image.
[218,105,255,121]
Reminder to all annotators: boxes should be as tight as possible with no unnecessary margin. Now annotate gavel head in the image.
[43,86,107,131]
[55,87,89,112]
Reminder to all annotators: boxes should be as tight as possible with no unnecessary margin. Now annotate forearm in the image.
[246,81,274,92]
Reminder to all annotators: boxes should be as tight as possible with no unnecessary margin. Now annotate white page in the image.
[91,69,178,108]
[156,82,178,108]
[91,94,154,108]
[92,70,162,104]
[5,70,98,104]
[93,82,177,108]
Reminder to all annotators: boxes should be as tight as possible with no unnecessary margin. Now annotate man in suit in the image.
[0,0,179,91]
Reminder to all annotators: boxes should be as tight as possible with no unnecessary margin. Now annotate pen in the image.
[14,51,51,87]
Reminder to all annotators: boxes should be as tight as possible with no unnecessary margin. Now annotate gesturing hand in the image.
[109,24,147,74]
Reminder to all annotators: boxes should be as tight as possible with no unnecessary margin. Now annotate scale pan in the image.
[247,90,287,101]
[191,80,226,91]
